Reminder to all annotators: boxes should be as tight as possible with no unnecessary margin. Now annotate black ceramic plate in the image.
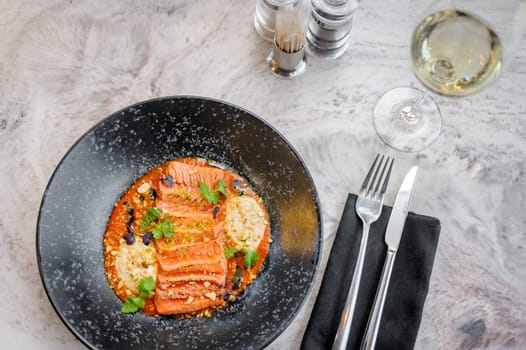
[37,96,322,349]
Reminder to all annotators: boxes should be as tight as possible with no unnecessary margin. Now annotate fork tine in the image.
[359,154,380,194]
[373,156,394,195]
[367,155,385,196]
[380,158,394,196]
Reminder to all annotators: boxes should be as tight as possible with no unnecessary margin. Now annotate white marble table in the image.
[1,0,525,349]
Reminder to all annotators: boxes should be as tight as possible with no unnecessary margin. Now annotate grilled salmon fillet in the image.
[103,158,270,317]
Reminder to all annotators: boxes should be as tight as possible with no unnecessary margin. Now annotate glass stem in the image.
[400,90,429,124]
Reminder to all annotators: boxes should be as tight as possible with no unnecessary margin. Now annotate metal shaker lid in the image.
[311,0,358,21]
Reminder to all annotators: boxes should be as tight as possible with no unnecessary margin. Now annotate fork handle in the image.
[360,249,396,350]
[332,222,371,350]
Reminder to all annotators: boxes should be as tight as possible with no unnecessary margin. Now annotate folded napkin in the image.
[301,194,441,350]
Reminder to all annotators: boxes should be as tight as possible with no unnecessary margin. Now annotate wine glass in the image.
[373,0,526,152]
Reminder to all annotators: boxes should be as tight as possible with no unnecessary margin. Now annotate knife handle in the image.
[360,249,396,350]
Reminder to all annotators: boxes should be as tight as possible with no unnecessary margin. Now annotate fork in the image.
[332,154,394,350]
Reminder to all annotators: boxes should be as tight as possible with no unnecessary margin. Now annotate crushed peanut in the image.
[137,182,150,194]
[205,292,216,300]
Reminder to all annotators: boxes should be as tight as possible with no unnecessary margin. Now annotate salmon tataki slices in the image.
[103,158,271,317]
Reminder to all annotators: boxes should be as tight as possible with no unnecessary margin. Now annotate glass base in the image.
[373,87,442,152]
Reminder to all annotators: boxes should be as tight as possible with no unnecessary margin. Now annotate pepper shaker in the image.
[306,0,358,59]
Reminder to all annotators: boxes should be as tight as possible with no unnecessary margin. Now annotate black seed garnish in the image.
[165,175,174,186]
[213,206,220,219]
[142,232,154,245]
[232,180,242,190]
[233,266,243,290]
[124,232,135,245]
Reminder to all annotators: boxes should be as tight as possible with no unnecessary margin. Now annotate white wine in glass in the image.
[373,0,525,153]
[411,10,503,97]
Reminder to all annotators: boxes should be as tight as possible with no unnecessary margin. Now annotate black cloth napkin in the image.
[301,194,441,350]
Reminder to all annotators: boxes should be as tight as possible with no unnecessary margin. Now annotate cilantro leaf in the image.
[217,179,228,197]
[121,295,144,314]
[121,277,155,314]
[152,221,173,239]
[199,181,211,196]
[199,181,227,204]
[138,276,155,298]
[140,207,162,232]
[159,221,174,238]
[208,191,221,204]
[243,250,259,268]
[139,217,152,232]
[152,227,163,239]
[199,182,218,204]
[146,207,162,219]
[121,299,139,313]
[129,295,145,308]
[224,247,238,259]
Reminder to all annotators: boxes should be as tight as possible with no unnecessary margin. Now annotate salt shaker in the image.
[306,0,358,59]
[254,0,300,42]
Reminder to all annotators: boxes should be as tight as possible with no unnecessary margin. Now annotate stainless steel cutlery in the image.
[332,154,418,350]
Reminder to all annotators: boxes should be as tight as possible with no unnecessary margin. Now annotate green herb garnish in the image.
[217,179,227,197]
[224,247,238,259]
[152,220,174,239]
[139,207,173,239]
[121,276,155,314]
[137,276,155,298]
[199,180,228,204]
[121,296,144,313]
[243,250,260,268]
[139,207,162,231]
[224,248,260,268]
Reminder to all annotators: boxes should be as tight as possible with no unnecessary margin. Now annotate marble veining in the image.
[1,0,525,349]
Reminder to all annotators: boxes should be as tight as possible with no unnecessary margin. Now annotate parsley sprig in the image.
[224,247,260,268]
[121,276,155,314]
[152,221,174,239]
[224,247,238,259]
[139,207,161,232]
[139,207,174,239]
[243,251,259,268]
[199,180,228,204]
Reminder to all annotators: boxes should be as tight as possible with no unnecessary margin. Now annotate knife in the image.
[360,166,418,350]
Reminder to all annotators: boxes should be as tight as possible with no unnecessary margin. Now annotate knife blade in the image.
[360,166,418,350]
[384,166,418,252]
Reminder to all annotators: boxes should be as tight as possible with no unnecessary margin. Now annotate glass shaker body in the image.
[306,0,358,58]
[255,0,299,41]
